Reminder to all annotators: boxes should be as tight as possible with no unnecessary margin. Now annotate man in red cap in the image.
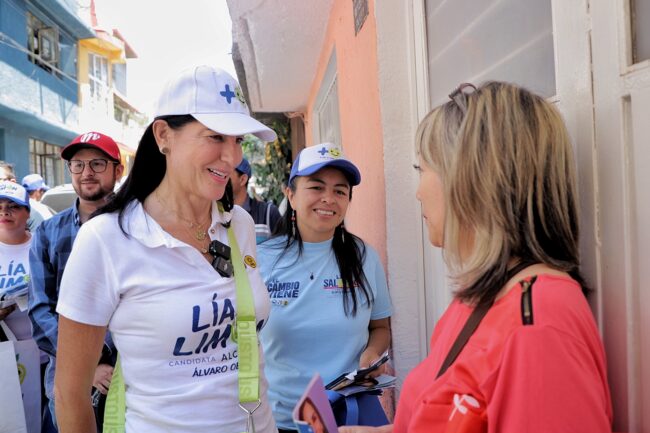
[28,131,124,431]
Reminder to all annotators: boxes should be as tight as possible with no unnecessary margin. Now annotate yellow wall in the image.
[306,0,387,266]
[77,39,136,166]
[78,38,122,89]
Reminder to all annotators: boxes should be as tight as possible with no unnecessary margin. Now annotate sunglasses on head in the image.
[448,83,477,115]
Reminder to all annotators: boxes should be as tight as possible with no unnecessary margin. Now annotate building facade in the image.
[229,0,650,431]
[0,0,93,184]
[76,0,146,172]
[0,0,144,183]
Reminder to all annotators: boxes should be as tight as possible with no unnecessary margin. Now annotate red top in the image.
[394,274,612,433]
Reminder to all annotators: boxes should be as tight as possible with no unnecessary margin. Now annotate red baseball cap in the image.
[61,131,121,162]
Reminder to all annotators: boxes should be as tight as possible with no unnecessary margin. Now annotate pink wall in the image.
[305,0,387,265]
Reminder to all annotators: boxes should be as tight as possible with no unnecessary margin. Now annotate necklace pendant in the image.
[196,230,207,241]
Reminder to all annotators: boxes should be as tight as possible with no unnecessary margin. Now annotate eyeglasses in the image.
[448,83,477,115]
[67,159,116,174]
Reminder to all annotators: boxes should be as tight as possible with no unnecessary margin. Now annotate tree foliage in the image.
[241,118,292,205]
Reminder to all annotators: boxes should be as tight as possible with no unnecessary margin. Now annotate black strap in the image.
[436,261,534,378]
[520,275,538,325]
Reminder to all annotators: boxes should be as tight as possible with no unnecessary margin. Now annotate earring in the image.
[291,210,296,237]
[160,147,169,155]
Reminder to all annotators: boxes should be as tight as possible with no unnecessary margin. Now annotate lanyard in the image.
[227,224,262,433]
[104,211,260,432]
[226,223,260,403]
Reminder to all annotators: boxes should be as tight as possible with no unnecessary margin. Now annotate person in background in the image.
[53,65,279,433]
[0,160,17,182]
[0,181,41,432]
[22,174,56,231]
[341,82,612,433]
[0,181,33,338]
[258,142,392,433]
[28,132,124,431]
[232,157,281,243]
[22,174,50,202]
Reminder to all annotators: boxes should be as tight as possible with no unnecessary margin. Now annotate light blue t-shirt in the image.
[258,236,392,429]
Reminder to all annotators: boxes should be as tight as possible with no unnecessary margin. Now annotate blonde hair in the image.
[416,81,583,304]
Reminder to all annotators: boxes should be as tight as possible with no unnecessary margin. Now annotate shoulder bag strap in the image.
[436,260,535,378]
[435,301,491,379]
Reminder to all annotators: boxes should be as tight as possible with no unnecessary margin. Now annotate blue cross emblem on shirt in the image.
[318,147,329,156]
[220,84,236,104]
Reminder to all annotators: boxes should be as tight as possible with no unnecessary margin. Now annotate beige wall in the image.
[304,0,387,265]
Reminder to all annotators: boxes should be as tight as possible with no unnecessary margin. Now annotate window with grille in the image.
[88,53,109,99]
[26,12,60,74]
[29,139,65,187]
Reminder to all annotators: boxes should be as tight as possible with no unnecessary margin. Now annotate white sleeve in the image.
[232,206,257,257]
[56,220,120,326]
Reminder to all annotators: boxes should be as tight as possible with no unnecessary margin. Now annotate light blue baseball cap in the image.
[289,143,361,186]
[22,173,50,192]
[0,181,30,209]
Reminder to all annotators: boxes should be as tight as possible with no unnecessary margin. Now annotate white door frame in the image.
[589,0,650,430]
[377,3,650,429]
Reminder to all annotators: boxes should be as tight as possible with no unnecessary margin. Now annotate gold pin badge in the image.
[244,255,257,268]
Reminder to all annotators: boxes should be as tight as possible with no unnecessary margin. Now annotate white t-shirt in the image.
[0,237,33,341]
[57,202,276,433]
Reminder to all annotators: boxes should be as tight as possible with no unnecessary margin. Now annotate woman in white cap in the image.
[54,66,278,433]
[257,143,392,432]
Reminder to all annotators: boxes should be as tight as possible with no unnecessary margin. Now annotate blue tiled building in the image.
[0,0,94,184]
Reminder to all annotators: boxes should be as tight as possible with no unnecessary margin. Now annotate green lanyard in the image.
[226,224,260,403]
[104,217,260,432]
[103,357,125,433]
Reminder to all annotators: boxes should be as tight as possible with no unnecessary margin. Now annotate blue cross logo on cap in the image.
[318,147,329,156]
[220,84,236,104]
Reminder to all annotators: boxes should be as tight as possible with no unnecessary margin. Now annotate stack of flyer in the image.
[325,352,396,396]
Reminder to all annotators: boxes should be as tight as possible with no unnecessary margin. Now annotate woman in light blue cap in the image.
[257,143,393,432]
[0,180,42,433]
[0,180,32,328]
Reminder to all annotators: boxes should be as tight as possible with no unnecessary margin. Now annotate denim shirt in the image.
[28,202,81,399]
[27,201,115,399]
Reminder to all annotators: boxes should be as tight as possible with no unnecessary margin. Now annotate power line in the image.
[0,30,80,86]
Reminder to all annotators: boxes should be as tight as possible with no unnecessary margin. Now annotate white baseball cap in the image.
[0,181,30,209]
[153,65,277,142]
[289,143,361,186]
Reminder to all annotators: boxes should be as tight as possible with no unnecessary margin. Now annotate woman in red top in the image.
[342,82,612,433]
